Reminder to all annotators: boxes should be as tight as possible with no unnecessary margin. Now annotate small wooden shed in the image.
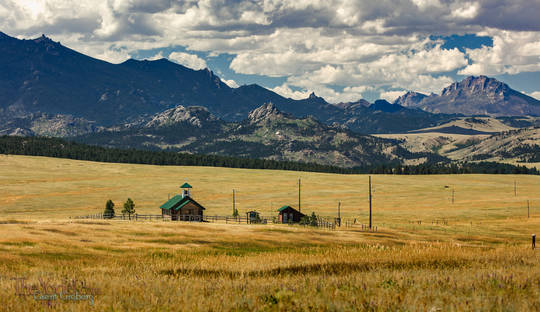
[246,210,261,224]
[277,205,305,223]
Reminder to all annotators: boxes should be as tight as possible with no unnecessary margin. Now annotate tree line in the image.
[0,136,537,175]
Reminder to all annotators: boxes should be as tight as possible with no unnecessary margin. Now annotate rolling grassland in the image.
[0,155,539,311]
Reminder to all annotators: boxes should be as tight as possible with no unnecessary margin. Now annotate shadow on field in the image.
[42,228,79,236]
[162,259,470,279]
[0,219,31,224]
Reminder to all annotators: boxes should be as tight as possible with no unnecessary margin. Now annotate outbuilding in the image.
[246,210,261,224]
[277,205,305,223]
[160,183,206,221]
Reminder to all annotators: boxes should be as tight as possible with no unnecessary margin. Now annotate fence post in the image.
[533,234,536,250]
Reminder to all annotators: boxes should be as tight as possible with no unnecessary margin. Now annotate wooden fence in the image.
[359,224,378,232]
[407,219,450,226]
[72,213,169,221]
[72,213,272,224]
[71,213,380,232]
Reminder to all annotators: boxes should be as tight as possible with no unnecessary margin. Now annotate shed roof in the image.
[180,182,192,188]
[277,205,293,212]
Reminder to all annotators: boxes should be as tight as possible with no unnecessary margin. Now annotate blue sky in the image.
[2,0,539,103]
[133,32,540,102]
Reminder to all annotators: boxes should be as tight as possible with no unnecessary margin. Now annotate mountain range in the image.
[0,32,465,135]
[75,103,442,167]
[1,32,539,168]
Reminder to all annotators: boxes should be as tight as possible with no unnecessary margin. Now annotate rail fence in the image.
[407,219,450,226]
[71,213,271,224]
[72,213,169,221]
[71,213,382,232]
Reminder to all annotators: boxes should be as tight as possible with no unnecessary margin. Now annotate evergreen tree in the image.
[310,212,318,226]
[122,198,136,220]
[104,199,115,219]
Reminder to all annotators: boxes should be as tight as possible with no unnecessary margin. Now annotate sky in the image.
[1,0,540,103]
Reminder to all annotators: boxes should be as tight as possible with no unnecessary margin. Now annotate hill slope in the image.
[75,103,443,167]
[445,127,540,163]
[0,32,246,125]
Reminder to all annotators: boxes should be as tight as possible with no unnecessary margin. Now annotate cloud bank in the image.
[1,0,539,102]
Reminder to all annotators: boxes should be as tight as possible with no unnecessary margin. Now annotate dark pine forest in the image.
[0,136,537,175]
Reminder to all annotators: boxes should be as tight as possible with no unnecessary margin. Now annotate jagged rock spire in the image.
[247,102,289,124]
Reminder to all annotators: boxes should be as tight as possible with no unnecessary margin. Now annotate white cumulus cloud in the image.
[1,0,540,102]
[380,90,407,103]
[222,78,239,88]
[168,52,207,70]
[459,30,540,76]
[527,91,540,100]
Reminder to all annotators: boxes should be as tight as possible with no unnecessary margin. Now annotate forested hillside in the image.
[1,136,536,175]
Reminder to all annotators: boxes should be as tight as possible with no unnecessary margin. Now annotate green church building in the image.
[160,183,206,221]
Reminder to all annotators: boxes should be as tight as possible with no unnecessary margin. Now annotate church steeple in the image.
[180,182,192,198]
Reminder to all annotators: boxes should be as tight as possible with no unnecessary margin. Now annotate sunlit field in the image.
[0,155,539,310]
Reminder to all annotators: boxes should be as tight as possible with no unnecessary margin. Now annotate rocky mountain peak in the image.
[248,102,289,124]
[33,34,59,46]
[370,99,405,113]
[145,105,217,128]
[404,75,540,116]
[335,99,371,109]
[441,76,509,98]
[393,91,427,107]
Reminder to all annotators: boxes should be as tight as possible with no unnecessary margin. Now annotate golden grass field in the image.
[0,155,539,311]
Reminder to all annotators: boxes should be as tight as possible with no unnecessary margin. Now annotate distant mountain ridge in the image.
[0,31,456,135]
[76,102,443,167]
[395,76,540,116]
[2,31,540,168]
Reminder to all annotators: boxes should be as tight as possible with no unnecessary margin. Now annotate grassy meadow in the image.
[0,155,539,310]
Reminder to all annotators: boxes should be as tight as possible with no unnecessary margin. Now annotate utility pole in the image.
[369,176,372,229]
[298,178,301,212]
[338,201,341,227]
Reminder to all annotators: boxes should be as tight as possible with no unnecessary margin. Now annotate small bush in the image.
[300,212,319,226]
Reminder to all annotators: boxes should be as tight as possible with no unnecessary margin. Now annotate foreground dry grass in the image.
[0,220,539,311]
[1,155,539,310]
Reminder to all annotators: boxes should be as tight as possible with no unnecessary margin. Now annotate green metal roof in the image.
[180,182,192,189]
[176,199,192,210]
[160,195,185,210]
[277,205,292,212]
[160,195,205,211]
